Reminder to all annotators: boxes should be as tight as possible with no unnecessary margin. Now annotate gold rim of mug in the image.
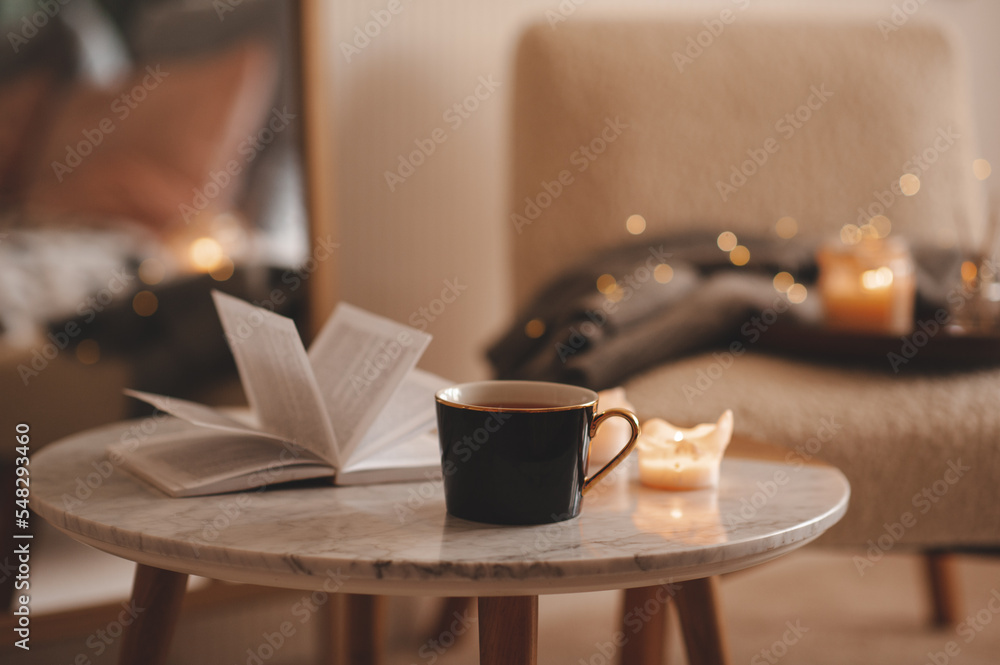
[434,399,598,414]
[435,381,598,413]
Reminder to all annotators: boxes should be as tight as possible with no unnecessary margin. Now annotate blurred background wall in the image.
[329,0,1000,381]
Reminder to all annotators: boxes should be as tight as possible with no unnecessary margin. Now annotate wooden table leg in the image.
[674,576,730,665]
[478,596,538,665]
[619,585,670,665]
[118,564,188,665]
[924,551,960,627]
[344,594,385,665]
[317,594,344,665]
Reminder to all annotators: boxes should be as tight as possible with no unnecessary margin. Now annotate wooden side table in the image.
[30,420,849,664]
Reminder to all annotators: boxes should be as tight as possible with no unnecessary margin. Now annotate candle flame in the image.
[639,410,734,458]
[861,266,894,290]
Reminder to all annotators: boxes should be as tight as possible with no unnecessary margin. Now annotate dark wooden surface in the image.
[755,321,1000,370]
[620,585,671,665]
[345,594,384,665]
[479,596,538,665]
[674,577,731,665]
[118,564,188,665]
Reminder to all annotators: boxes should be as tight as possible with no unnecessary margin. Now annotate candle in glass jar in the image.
[638,410,733,490]
[817,237,915,335]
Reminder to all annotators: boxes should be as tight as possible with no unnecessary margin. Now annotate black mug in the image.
[435,380,640,525]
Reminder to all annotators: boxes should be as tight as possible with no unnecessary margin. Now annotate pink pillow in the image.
[25,41,278,231]
[0,71,55,203]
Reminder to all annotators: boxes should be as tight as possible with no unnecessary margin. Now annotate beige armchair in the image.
[509,16,997,662]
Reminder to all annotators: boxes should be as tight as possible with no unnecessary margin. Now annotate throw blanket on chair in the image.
[488,233,965,390]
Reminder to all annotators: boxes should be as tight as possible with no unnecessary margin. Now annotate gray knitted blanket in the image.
[488,234,963,389]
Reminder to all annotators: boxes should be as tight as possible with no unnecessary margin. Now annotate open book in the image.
[113,291,450,497]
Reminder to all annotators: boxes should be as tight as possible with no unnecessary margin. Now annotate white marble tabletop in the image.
[31,418,849,596]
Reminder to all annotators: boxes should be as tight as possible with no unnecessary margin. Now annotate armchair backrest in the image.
[510,19,980,308]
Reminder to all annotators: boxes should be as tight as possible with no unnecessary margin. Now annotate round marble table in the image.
[31,419,849,665]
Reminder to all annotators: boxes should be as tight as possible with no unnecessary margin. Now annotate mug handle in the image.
[582,408,641,495]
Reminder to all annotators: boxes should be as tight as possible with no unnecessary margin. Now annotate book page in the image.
[337,429,442,486]
[307,303,431,464]
[109,429,332,497]
[124,390,280,439]
[212,291,339,466]
[347,368,450,466]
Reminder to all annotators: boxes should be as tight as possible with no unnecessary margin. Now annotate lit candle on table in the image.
[637,410,733,490]
[817,231,915,335]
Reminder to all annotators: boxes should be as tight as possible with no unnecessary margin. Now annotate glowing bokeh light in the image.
[773,272,794,292]
[75,339,100,365]
[626,214,647,235]
[899,173,920,196]
[525,318,546,338]
[729,245,750,266]
[775,216,798,239]
[717,231,738,252]
[132,290,158,316]
[189,237,224,272]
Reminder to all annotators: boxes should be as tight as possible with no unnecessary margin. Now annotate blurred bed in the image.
[1,0,311,439]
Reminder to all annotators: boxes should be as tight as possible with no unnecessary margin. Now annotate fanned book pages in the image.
[112,291,450,497]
